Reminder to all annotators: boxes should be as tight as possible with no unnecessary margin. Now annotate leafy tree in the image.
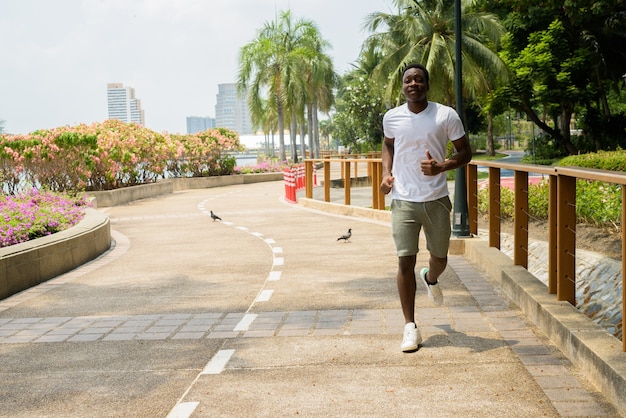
[303,53,336,158]
[362,0,508,109]
[247,97,277,157]
[498,0,626,154]
[238,10,335,163]
[331,69,386,152]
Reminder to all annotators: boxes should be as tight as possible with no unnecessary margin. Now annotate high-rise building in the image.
[215,83,253,135]
[186,116,216,134]
[107,83,145,126]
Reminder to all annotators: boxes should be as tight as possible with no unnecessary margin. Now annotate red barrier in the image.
[283,168,296,203]
[283,164,310,203]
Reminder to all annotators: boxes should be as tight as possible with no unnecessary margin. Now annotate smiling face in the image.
[402,66,429,104]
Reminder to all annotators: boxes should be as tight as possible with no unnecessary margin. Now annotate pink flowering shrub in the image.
[233,160,289,174]
[167,128,244,177]
[0,122,245,247]
[0,189,90,248]
[0,122,243,193]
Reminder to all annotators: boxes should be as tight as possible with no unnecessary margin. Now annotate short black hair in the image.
[402,63,429,85]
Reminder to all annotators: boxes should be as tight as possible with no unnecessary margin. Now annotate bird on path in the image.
[337,228,352,242]
[210,210,222,222]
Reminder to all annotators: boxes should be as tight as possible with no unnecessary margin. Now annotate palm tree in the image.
[305,54,336,158]
[248,97,277,157]
[363,0,507,108]
[238,10,325,163]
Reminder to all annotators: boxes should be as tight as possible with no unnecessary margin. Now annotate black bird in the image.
[337,228,352,242]
[210,210,222,222]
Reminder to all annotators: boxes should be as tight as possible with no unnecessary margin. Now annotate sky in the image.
[0,0,393,135]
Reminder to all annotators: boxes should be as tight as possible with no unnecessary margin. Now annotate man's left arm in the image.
[421,135,472,176]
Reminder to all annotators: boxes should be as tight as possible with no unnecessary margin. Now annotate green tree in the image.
[303,53,336,158]
[498,0,626,154]
[238,10,335,163]
[248,97,277,157]
[363,0,508,109]
[331,68,387,152]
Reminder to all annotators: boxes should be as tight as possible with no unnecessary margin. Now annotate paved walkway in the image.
[0,181,622,417]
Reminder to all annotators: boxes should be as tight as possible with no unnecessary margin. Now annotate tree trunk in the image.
[486,112,495,156]
[307,103,314,158]
[290,112,298,163]
[522,102,578,155]
[313,102,320,158]
[277,98,286,162]
[299,122,306,159]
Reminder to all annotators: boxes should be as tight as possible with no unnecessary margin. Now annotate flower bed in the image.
[0,189,90,248]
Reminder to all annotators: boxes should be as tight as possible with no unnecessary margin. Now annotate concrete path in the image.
[0,181,621,417]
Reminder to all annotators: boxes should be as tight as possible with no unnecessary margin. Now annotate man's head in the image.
[401,63,429,103]
[402,63,429,86]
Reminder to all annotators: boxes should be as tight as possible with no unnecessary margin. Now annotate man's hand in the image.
[420,150,440,176]
[380,174,394,195]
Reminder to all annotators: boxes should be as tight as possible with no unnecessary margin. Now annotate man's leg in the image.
[398,254,417,323]
[426,255,447,284]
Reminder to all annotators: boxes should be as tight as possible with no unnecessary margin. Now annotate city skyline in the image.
[107,83,145,126]
[0,0,392,135]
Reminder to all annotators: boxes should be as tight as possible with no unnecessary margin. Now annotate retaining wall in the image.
[0,208,111,300]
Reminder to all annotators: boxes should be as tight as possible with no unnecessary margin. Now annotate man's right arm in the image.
[380,136,395,195]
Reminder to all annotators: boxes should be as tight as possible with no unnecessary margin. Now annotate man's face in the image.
[402,67,429,102]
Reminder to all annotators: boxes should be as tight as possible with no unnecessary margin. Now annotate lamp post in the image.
[452,0,470,237]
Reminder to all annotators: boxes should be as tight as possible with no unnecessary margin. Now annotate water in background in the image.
[235,154,258,167]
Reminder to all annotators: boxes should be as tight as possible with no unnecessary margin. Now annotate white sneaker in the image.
[421,268,443,305]
[401,322,422,352]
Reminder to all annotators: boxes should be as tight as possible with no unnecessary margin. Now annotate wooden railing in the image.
[304,156,626,351]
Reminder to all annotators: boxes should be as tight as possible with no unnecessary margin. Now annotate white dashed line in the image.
[166,402,199,418]
[264,238,276,244]
[268,271,282,281]
[273,257,284,266]
[201,349,235,375]
[255,290,274,302]
[234,313,258,332]
[272,247,283,254]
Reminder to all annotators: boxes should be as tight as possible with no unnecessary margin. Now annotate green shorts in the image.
[391,196,452,258]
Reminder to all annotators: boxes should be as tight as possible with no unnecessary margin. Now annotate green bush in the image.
[477,149,625,227]
[477,178,621,227]
[558,149,626,172]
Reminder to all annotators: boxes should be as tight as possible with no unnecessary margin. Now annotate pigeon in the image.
[337,228,352,242]
[210,210,222,222]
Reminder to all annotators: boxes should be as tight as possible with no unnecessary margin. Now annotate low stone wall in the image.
[298,197,391,223]
[0,208,111,300]
[89,173,283,207]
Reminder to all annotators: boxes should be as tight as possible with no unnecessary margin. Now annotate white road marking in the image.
[264,238,276,244]
[166,402,199,418]
[268,271,282,281]
[234,313,258,331]
[256,290,274,302]
[273,257,284,266]
[201,349,235,375]
[272,247,283,254]
[236,226,249,231]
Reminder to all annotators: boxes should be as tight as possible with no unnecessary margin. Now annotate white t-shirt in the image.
[383,101,465,202]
